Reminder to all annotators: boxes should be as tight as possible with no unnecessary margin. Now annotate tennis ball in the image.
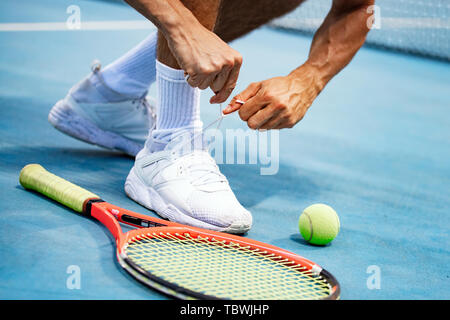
[299,204,340,245]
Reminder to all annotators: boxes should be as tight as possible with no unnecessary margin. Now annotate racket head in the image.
[117,226,340,300]
[89,202,340,300]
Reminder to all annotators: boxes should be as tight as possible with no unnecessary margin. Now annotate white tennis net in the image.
[269,0,450,61]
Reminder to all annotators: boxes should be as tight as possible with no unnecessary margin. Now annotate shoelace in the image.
[140,98,156,121]
[130,98,156,127]
[170,111,226,155]
[184,151,228,187]
[170,104,228,187]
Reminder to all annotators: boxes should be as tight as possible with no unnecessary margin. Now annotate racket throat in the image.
[83,198,105,216]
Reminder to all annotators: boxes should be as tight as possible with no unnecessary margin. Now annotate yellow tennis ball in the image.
[299,204,340,245]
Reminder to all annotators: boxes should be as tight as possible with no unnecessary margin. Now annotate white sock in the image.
[72,32,157,103]
[101,32,157,99]
[146,60,202,153]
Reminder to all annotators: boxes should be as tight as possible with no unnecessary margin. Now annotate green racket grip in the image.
[19,164,100,213]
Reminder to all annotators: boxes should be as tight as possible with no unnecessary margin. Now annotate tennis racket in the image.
[19,164,340,300]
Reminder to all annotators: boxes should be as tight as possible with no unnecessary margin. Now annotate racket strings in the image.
[133,236,327,299]
[124,232,331,299]
[138,233,325,287]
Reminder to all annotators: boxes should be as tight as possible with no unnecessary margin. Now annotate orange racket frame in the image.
[85,199,340,300]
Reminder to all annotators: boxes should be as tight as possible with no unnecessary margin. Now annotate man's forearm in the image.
[291,0,374,89]
[125,0,241,103]
[125,0,201,40]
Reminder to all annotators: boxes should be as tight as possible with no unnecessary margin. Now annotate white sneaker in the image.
[124,131,252,234]
[48,63,156,156]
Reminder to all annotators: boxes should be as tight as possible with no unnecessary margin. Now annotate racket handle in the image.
[19,164,100,213]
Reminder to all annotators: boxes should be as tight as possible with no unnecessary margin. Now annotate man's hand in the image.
[168,24,243,104]
[224,0,373,130]
[224,64,322,130]
[124,0,242,104]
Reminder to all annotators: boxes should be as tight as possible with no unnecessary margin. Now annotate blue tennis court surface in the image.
[0,0,449,299]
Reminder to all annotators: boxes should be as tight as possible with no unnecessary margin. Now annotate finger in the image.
[222,82,261,114]
[237,91,268,121]
[258,105,284,129]
[186,73,205,88]
[274,122,289,130]
[211,59,242,103]
[274,117,298,129]
[210,65,232,94]
[198,71,219,90]
[246,104,281,130]
[259,113,284,130]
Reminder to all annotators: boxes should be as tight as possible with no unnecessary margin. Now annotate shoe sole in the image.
[48,100,143,156]
[124,167,250,234]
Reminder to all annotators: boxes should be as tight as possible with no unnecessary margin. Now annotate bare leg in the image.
[214,0,305,43]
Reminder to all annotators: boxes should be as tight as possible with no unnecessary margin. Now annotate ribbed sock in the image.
[147,60,202,153]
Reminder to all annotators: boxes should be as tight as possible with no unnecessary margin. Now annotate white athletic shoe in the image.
[48,63,156,156]
[124,131,252,234]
